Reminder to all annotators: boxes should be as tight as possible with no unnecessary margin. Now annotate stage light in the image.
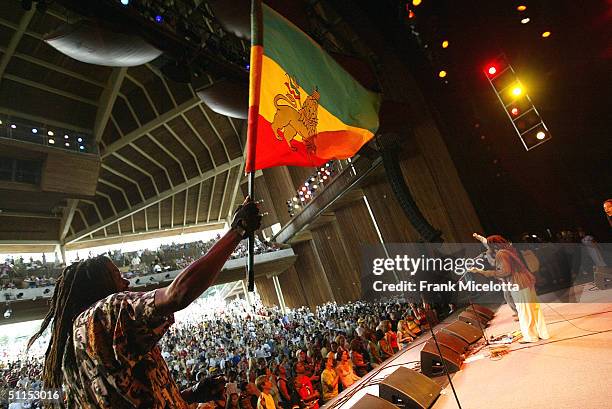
[48,138,55,144]
[301,186,307,191]
[304,182,309,187]
[64,134,69,139]
[292,197,298,202]
[246,64,250,71]
[0,120,2,124]
[47,130,54,136]
[10,124,16,129]
[77,137,83,142]
[407,9,415,19]
[120,0,129,5]
[511,107,519,116]
[487,66,497,76]
[323,175,328,180]
[517,5,526,11]
[31,128,38,134]
[521,18,530,24]
[300,197,305,202]
[541,31,551,38]
[313,184,318,189]
[438,70,447,78]
[79,145,85,150]
[412,0,421,6]
[299,191,303,195]
[294,204,300,209]
[442,40,449,48]
[65,142,70,147]
[511,85,523,96]
[536,131,546,140]
[155,15,163,23]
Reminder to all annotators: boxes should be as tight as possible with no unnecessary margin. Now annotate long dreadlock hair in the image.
[27,255,119,389]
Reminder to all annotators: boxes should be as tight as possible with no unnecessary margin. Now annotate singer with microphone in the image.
[469,234,549,343]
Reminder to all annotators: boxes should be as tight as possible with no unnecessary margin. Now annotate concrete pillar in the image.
[272,275,287,314]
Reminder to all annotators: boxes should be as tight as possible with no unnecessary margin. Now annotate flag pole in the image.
[246,0,263,291]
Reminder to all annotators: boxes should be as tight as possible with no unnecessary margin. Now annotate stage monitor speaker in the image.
[432,330,469,354]
[469,304,495,321]
[379,366,442,409]
[420,341,463,377]
[459,311,488,327]
[351,393,399,409]
[442,320,482,344]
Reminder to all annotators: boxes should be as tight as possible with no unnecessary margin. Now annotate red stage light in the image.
[511,107,519,116]
[487,66,497,76]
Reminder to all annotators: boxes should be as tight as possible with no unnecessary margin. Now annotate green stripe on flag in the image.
[262,4,380,133]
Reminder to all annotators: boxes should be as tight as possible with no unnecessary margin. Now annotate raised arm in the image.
[155,197,261,315]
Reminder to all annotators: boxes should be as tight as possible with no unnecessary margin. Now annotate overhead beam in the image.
[0,8,35,85]
[101,96,201,158]
[101,163,146,202]
[65,157,242,243]
[94,67,127,143]
[163,123,202,175]
[148,133,188,182]
[112,152,160,195]
[59,199,78,241]
[4,74,98,106]
[0,211,60,219]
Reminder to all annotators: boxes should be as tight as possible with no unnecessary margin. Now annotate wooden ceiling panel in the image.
[129,65,175,114]
[201,104,242,160]
[91,229,105,239]
[27,11,65,37]
[132,209,146,232]
[79,202,100,227]
[103,156,157,199]
[0,216,59,241]
[106,223,119,236]
[112,96,140,135]
[0,80,95,129]
[119,217,133,235]
[159,197,172,228]
[185,184,199,225]
[115,145,172,192]
[147,203,160,230]
[133,136,185,187]
[102,117,122,146]
[183,106,228,166]
[0,23,15,45]
[92,196,115,221]
[208,170,228,221]
[149,126,199,179]
[173,189,187,228]
[0,2,25,25]
[166,115,215,171]
[196,178,214,224]
[122,79,157,123]
[164,78,193,105]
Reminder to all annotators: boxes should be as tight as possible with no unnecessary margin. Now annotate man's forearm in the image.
[156,228,243,314]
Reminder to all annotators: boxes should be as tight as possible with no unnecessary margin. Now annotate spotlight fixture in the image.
[120,0,129,5]
[541,31,551,38]
[442,40,449,48]
[511,107,519,116]
[511,85,523,96]
[10,124,16,129]
[47,130,54,136]
[79,145,85,150]
[412,0,422,6]
[77,137,83,143]
[48,138,55,144]
[517,5,527,11]
[438,70,447,78]
[65,142,70,147]
[536,131,546,140]
[487,66,497,76]
[31,128,38,133]
[155,15,163,23]
[521,18,530,24]
[64,134,69,139]
[0,120,2,124]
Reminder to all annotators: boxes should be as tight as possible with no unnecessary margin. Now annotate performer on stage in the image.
[27,197,261,408]
[471,235,549,343]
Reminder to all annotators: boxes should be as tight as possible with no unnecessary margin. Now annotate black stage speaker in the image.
[432,330,469,354]
[420,341,463,377]
[442,320,482,344]
[459,311,488,327]
[351,393,399,409]
[469,304,495,321]
[379,366,442,409]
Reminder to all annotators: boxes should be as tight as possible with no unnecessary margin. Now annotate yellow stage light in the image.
[511,86,523,96]
[438,70,447,78]
[517,5,527,11]
[442,40,449,48]
[412,0,422,6]
[542,31,551,38]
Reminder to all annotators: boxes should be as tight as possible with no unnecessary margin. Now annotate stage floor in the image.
[433,284,612,409]
[324,283,612,409]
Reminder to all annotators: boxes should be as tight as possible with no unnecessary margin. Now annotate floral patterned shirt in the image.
[63,290,189,409]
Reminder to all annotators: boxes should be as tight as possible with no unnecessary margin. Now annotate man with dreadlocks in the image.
[471,235,550,343]
[28,197,261,408]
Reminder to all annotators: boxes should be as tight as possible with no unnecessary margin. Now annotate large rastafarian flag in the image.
[246,0,381,172]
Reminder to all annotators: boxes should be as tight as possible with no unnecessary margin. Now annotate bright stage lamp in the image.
[511,107,519,116]
[442,40,449,48]
[536,131,546,140]
[511,86,523,96]
[517,5,526,11]
[412,0,421,6]
[438,70,447,78]
[487,66,497,76]
[521,18,530,24]
[542,31,551,38]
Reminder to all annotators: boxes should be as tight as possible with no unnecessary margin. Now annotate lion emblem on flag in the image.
[272,74,319,153]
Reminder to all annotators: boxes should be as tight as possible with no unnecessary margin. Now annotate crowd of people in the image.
[0,295,442,409]
[1,235,283,291]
